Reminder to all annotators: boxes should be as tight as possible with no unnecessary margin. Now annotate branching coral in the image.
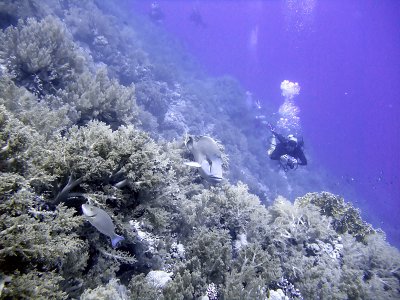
[0,189,84,266]
[162,268,206,300]
[0,15,138,131]
[128,274,162,300]
[296,192,376,243]
[135,80,171,122]
[267,196,333,244]
[0,186,85,298]
[0,3,398,300]
[185,227,232,285]
[339,233,400,298]
[80,278,129,300]
[34,120,168,205]
[0,104,49,179]
[61,67,138,126]
[223,243,282,299]
[187,182,270,242]
[0,76,74,138]
[64,1,155,85]
[264,196,347,297]
[1,270,68,299]
[0,16,85,96]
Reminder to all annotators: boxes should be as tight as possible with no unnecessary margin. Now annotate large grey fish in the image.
[82,204,124,248]
[185,136,223,183]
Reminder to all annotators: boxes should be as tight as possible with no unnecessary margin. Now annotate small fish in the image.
[82,204,124,248]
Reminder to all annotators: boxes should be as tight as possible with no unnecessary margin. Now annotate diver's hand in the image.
[280,155,298,169]
[280,154,289,164]
[287,157,298,169]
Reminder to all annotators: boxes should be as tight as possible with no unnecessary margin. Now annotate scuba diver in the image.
[267,123,307,171]
[189,7,206,28]
[148,2,165,24]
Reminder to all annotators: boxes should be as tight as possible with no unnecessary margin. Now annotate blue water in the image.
[132,0,400,247]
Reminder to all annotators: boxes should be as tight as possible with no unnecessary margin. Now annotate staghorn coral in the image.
[146,270,173,289]
[267,196,336,245]
[63,1,156,85]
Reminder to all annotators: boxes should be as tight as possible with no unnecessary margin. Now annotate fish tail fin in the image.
[111,234,125,248]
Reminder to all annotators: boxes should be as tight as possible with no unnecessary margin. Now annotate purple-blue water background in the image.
[132,1,400,247]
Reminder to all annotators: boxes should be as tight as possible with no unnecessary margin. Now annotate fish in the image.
[185,136,223,183]
[81,204,124,248]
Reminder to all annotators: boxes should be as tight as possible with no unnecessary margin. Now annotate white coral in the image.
[234,233,248,251]
[129,220,159,253]
[268,288,288,300]
[146,270,172,289]
[170,242,186,259]
[80,278,128,300]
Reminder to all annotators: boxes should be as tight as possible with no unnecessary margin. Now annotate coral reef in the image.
[0,16,84,96]
[80,278,128,300]
[0,15,138,134]
[0,1,398,299]
[296,192,376,243]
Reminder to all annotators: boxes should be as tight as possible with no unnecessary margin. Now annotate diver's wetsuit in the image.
[269,132,307,166]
